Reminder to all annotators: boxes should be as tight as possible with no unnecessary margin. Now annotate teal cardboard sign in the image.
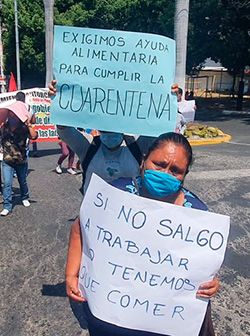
[51,25,177,136]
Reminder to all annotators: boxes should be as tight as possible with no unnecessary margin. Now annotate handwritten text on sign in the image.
[0,88,57,142]
[51,26,177,136]
[78,174,230,335]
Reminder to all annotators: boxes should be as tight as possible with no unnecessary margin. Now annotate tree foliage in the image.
[187,0,250,77]
[1,0,249,87]
[53,0,174,35]
[2,0,45,87]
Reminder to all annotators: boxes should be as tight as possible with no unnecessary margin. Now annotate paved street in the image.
[0,111,249,336]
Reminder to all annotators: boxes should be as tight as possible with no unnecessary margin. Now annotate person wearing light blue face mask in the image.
[99,131,124,150]
[142,170,183,198]
[140,132,189,203]
[49,80,154,195]
[66,132,220,336]
[56,124,149,194]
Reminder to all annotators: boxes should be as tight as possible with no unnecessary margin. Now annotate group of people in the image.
[0,83,219,335]
[48,80,219,336]
[65,133,218,336]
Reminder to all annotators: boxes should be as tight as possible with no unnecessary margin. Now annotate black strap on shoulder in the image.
[82,136,101,172]
[80,136,101,194]
[123,135,142,166]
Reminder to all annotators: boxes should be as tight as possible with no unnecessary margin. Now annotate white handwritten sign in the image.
[79,174,230,335]
[51,26,177,136]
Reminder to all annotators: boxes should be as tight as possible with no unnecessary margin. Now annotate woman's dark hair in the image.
[16,91,26,102]
[145,132,193,169]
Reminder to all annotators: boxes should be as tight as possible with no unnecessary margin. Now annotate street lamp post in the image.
[174,0,190,92]
[43,0,54,87]
[14,0,21,89]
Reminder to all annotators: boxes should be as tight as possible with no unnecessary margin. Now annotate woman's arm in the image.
[48,80,91,161]
[65,218,85,302]
[26,122,38,140]
[25,114,38,140]
[57,126,91,162]
[197,277,220,298]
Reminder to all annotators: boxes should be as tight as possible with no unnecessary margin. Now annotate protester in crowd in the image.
[65,132,219,336]
[49,80,152,194]
[173,85,196,125]
[171,85,187,134]
[176,87,196,106]
[56,140,78,175]
[0,91,38,216]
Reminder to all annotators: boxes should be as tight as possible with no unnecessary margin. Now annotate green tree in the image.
[2,0,45,88]
[54,0,174,35]
[2,0,175,87]
[3,0,248,94]
[175,0,190,91]
[43,0,54,86]
[188,0,250,108]
[187,0,250,77]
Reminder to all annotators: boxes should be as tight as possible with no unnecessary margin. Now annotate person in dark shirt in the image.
[65,132,219,336]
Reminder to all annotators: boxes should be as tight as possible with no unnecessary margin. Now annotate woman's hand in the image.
[171,83,179,94]
[48,79,57,97]
[48,80,65,129]
[196,277,220,299]
[25,119,38,140]
[66,275,86,302]
[30,114,36,124]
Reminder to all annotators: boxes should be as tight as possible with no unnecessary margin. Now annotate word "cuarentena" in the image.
[58,84,171,120]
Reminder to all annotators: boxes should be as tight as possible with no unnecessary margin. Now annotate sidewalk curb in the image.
[223,110,250,115]
[188,134,232,146]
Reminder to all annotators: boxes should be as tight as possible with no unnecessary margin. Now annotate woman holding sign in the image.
[49,80,154,195]
[66,132,219,336]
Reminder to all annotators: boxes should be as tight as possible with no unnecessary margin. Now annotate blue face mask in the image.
[143,169,182,197]
[100,132,123,149]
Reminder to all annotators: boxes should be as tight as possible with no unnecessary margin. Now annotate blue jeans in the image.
[2,161,29,211]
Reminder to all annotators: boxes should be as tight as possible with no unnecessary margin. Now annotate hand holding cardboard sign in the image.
[66,275,86,302]
[48,79,57,97]
[196,277,220,298]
